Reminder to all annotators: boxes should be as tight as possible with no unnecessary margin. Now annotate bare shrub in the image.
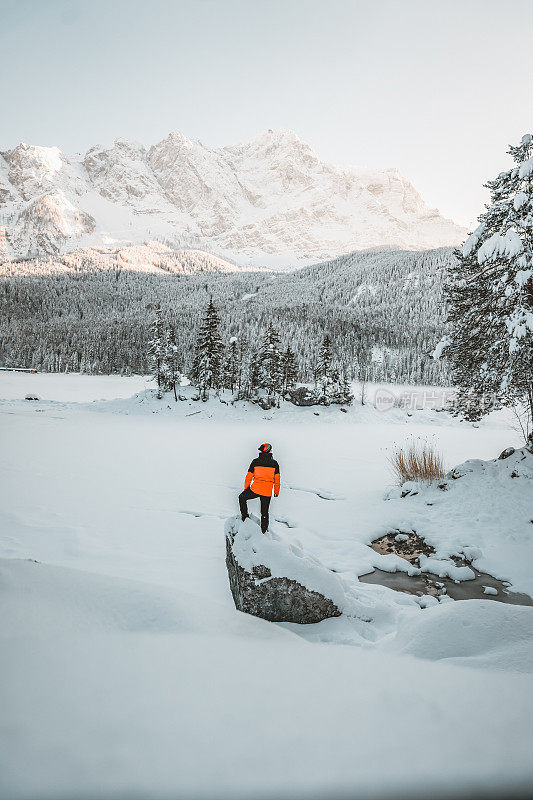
[389,438,445,485]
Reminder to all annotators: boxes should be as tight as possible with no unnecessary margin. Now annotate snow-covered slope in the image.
[0,130,467,263]
[4,240,244,276]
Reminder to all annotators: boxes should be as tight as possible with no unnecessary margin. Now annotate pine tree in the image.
[234,336,251,400]
[222,337,239,394]
[280,344,298,394]
[164,323,181,401]
[192,297,224,401]
[257,323,283,402]
[440,133,533,434]
[246,349,261,401]
[317,334,332,378]
[148,306,166,399]
[315,334,334,405]
[339,369,353,405]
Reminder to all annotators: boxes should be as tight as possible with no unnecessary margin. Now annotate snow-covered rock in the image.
[0,129,467,261]
[225,516,344,623]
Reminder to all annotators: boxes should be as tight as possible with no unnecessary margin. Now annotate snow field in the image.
[1,374,532,798]
[2,560,533,800]
[0,370,150,402]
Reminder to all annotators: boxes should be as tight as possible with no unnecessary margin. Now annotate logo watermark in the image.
[373,388,499,413]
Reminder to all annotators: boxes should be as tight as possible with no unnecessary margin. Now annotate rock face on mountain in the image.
[0,130,467,262]
[83,139,171,211]
[225,516,343,624]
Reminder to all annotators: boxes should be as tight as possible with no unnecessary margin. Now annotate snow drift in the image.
[2,558,533,800]
[385,598,533,673]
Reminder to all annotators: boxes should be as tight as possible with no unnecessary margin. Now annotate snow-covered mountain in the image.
[0,131,467,264]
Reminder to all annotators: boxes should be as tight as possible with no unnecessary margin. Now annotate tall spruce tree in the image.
[338,368,354,405]
[148,305,166,399]
[257,323,283,401]
[315,334,334,405]
[440,133,533,435]
[317,334,333,377]
[281,344,298,394]
[246,348,261,401]
[222,337,239,394]
[164,323,181,401]
[234,335,251,400]
[192,297,224,401]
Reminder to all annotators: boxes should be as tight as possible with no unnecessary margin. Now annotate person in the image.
[239,443,281,533]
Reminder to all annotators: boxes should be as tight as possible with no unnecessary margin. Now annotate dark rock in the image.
[225,526,341,624]
[371,530,434,563]
[257,398,273,410]
[498,447,516,460]
[287,386,317,407]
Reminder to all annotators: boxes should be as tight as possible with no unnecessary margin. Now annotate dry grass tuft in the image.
[389,438,446,485]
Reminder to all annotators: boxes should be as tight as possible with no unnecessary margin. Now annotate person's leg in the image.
[239,487,256,521]
[260,495,271,533]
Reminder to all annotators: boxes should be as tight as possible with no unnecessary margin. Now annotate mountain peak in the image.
[158,131,196,149]
[225,129,305,153]
[113,138,146,154]
[1,129,467,262]
[253,128,301,144]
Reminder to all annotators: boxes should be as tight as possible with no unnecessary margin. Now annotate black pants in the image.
[239,487,271,533]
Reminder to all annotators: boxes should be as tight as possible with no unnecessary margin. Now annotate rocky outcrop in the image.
[225,517,341,624]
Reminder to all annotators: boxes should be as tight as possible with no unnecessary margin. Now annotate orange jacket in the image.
[244,455,281,497]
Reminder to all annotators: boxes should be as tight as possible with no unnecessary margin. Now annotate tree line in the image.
[150,298,353,407]
[0,245,454,386]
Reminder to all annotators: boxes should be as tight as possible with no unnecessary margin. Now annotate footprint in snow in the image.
[288,485,344,501]
[177,509,228,520]
[274,515,299,529]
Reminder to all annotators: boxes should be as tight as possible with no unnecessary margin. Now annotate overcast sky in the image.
[1,0,532,228]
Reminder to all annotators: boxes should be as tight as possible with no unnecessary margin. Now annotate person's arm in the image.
[274,462,280,497]
[244,461,255,490]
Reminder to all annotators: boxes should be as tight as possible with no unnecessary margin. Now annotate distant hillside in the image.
[2,242,243,277]
[0,245,453,384]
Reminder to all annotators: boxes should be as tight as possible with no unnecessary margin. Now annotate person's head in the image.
[258,442,272,456]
